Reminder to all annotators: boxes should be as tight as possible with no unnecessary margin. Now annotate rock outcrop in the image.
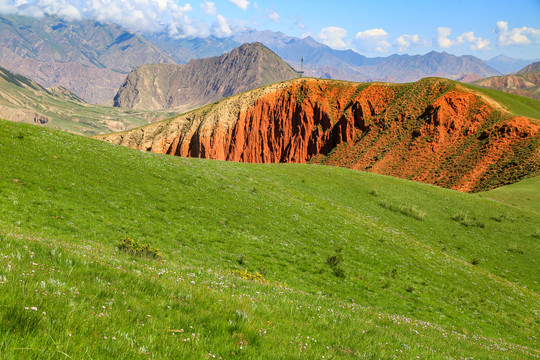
[97,78,540,192]
[0,105,49,124]
[113,43,299,112]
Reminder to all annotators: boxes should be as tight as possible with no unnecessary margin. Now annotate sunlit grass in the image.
[1,120,539,358]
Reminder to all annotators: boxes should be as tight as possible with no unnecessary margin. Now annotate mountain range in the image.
[1,14,534,105]
[0,14,174,103]
[232,30,502,82]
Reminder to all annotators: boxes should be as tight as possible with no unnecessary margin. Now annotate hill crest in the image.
[518,61,540,74]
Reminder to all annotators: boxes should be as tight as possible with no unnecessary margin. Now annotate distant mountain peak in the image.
[489,54,517,62]
[486,55,538,74]
[113,42,299,111]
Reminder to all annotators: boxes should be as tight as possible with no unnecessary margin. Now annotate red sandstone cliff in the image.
[96,78,540,192]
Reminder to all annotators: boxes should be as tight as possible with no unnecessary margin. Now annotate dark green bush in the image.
[118,236,162,260]
[327,248,345,278]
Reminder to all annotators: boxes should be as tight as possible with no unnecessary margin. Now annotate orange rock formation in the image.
[97,78,540,192]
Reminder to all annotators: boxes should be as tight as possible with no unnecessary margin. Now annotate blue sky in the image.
[1,0,539,59]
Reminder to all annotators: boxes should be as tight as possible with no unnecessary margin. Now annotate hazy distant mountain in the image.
[233,29,500,82]
[142,33,239,64]
[113,43,299,111]
[486,55,537,74]
[366,51,501,82]
[0,14,175,103]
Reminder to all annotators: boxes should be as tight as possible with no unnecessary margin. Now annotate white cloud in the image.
[355,28,388,40]
[212,14,232,38]
[38,0,81,20]
[0,0,215,38]
[457,31,490,50]
[168,20,210,39]
[495,21,540,46]
[266,9,279,23]
[0,3,18,14]
[317,26,348,49]
[200,1,217,16]
[436,27,490,50]
[395,34,430,52]
[354,28,390,52]
[436,27,454,48]
[228,0,249,10]
[13,4,45,18]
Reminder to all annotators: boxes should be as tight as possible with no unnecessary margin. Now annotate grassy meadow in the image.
[0,120,539,359]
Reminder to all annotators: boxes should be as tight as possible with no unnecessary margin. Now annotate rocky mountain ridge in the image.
[113,42,299,111]
[518,62,540,74]
[0,14,175,103]
[97,78,540,192]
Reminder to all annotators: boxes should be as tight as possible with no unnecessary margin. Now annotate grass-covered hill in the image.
[1,120,539,359]
[0,66,176,136]
[479,175,540,214]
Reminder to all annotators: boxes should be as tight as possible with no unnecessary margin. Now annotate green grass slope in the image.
[479,175,540,214]
[1,120,539,359]
[0,66,176,136]
[464,83,540,121]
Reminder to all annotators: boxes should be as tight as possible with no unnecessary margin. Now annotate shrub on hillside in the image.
[452,211,485,228]
[118,236,162,260]
[327,248,346,278]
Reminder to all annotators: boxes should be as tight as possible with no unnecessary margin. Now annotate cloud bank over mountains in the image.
[0,0,233,38]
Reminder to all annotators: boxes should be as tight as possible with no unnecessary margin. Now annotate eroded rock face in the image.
[0,105,49,125]
[97,78,540,192]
